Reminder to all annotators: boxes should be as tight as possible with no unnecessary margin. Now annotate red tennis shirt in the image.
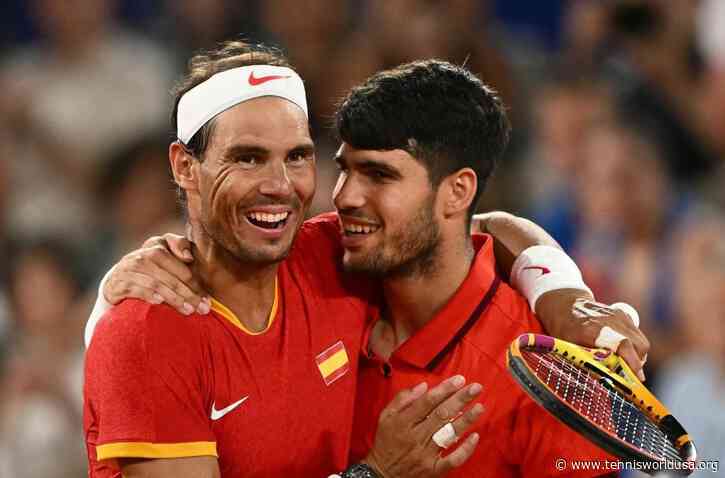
[350,235,617,477]
[84,214,372,477]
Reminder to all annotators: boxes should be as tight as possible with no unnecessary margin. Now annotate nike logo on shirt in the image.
[211,396,249,420]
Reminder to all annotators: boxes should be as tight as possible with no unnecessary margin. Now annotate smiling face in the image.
[174,97,316,265]
[333,143,441,278]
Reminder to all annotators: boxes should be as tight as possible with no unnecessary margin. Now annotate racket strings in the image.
[522,351,682,463]
[548,354,680,462]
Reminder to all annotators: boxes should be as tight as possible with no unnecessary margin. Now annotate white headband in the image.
[177,65,308,144]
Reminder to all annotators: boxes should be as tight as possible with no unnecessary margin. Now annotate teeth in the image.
[247,211,289,223]
[343,223,379,234]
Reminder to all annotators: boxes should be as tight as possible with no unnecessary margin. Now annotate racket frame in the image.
[507,333,697,475]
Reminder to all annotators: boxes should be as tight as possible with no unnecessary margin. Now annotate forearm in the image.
[534,289,592,338]
[474,211,561,279]
[473,212,648,372]
[474,212,607,341]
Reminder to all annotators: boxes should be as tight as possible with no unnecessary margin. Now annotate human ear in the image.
[441,168,477,218]
[169,142,199,193]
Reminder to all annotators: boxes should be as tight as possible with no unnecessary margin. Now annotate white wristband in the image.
[84,265,116,349]
[511,245,592,311]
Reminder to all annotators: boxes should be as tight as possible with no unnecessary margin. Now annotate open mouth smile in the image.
[245,211,290,230]
[340,217,381,236]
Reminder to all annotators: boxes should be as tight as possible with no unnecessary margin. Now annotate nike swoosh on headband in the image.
[248,71,291,86]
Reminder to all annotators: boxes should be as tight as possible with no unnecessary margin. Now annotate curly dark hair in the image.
[335,59,511,220]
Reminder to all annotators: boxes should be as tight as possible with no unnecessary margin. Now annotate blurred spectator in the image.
[524,75,613,250]
[602,0,716,183]
[366,0,518,110]
[87,134,184,276]
[0,0,173,241]
[0,239,88,478]
[560,0,611,71]
[259,0,355,132]
[656,208,725,471]
[694,0,725,210]
[152,0,263,72]
[573,121,691,375]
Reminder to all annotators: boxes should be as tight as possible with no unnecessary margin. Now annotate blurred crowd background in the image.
[0,0,723,476]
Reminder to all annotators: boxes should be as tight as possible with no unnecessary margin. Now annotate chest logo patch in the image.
[210,395,248,421]
[316,340,349,386]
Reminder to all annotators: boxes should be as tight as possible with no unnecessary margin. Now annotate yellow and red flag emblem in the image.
[316,340,349,386]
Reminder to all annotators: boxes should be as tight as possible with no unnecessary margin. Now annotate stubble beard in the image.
[200,214,293,266]
[344,195,441,279]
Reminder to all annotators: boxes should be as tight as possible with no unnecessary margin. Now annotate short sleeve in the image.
[293,213,344,267]
[511,396,618,477]
[293,212,378,300]
[84,299,216,462]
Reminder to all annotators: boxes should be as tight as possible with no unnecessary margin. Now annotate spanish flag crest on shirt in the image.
[316,340,350,386]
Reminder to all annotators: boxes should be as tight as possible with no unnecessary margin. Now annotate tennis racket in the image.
[507,333,697,476]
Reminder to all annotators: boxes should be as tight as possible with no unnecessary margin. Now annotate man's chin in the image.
[342,253,386,277]
[258,245,293,264]
[233,242,292,265]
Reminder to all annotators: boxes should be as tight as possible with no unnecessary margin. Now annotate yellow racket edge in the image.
[507,333,697,466]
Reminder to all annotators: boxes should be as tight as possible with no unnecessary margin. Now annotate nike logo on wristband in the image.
[522,266,551,275]
[211,396,248,420]
[248,71,291,86]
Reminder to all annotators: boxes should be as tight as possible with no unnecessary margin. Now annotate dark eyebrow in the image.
[222,141,315,160]
[222,144,270,160]
[290,143,316,154]
[334,153,402,178]
[356,159,402,179]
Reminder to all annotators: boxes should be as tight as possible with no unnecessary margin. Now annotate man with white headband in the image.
[84,42,485,478]
[84,44,648,477]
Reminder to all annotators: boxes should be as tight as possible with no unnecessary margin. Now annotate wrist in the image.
[361,454,386,478]
[511,245,592,311]
[332,462,383,478]
[535,289,592,337]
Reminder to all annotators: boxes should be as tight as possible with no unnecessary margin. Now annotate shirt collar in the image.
[391,234,500,369]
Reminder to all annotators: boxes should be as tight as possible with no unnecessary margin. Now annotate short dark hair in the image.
[171,40,292,160]
[335,59,511,218]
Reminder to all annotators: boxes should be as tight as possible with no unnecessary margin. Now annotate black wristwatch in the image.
[334,463,381,478]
